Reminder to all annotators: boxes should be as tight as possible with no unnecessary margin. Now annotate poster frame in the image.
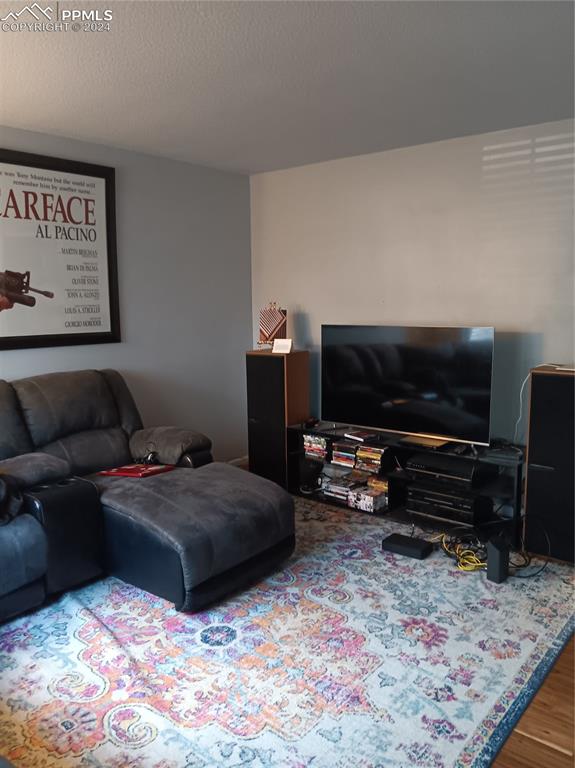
[0,148,120,350]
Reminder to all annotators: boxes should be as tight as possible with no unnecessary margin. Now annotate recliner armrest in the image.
[179,449,213,469]
[129,427,212,466]
[0,453,71,489]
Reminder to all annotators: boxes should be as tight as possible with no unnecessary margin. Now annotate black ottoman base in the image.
[98,463,295,612]
[183,534,295,611]
[0,579,45,624]
[105,508,294,611]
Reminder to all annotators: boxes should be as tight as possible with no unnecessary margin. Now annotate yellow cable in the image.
[438,533,488,572]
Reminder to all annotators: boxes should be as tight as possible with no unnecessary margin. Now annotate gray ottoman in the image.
[93,463,294,611]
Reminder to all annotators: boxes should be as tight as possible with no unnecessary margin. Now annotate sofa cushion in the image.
[0,476,22,525]
[42,427,132,475]
[100,369,143,436]
[129,426,212,465]
[93,463,294,592]
[0,453,71,489]
[13,370,119,448]
[0,380,33,460]
[0,514,47,595]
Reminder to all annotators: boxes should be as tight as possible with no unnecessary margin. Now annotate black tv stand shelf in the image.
[287,424,524,547]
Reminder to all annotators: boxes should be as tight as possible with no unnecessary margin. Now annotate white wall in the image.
[0,126,252,460]
[251,119,574,441]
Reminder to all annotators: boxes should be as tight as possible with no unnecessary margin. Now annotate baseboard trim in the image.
[227,455,249,467]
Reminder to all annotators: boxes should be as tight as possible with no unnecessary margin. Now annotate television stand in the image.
[314,422,342,433]
[400,434,450,449]
[287,424,524,547]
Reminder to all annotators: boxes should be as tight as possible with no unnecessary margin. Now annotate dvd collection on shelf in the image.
[322,472,365,503]
[355,445,386,473]
[348,483,389,513]
[331,441,357,468]
[303,434,328,461]
[303,435,389,514]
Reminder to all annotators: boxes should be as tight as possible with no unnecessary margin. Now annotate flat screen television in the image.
[321,325,494,445]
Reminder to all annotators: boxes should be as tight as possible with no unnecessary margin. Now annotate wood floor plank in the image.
[495,731,574,768]
[494,637,574,767]
[514,703,574,753]
[513,638,574,755]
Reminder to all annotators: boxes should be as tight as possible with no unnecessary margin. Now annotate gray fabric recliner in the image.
[0,513,47,621]
[0,369,294,619]
[0,453,76,621]
[2,369,212,475]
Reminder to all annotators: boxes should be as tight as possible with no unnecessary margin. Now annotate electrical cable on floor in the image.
[512,559,550,579]
[510,523,551,579]
[433,518,552,578]
[436,531,488,572]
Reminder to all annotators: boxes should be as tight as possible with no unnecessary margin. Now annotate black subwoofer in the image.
[524,365,574,563]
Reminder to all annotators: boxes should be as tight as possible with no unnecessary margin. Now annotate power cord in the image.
[513,372,531,444]
[512,559,549,579]
[299,485,320,496]
[489,437,524,457]
[509,521,551,579]
[433,531,487,572]
[433,519,552,579]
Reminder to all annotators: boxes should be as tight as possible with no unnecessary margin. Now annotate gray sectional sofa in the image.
[0,369,295,621]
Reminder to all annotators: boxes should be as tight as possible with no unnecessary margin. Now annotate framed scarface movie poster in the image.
[0,149,120,350]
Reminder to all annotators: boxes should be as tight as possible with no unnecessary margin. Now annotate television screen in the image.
[321,325,494,445]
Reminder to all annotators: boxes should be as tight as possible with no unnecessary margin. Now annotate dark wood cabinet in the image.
[246,350,309,488]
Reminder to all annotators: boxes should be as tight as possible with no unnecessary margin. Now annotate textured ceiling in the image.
[0,1,573,174]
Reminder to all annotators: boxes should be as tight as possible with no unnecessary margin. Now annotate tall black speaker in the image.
[246,350,309,488]
[524,365,574,563]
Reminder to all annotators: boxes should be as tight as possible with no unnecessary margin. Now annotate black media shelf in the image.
[287,424,524,547]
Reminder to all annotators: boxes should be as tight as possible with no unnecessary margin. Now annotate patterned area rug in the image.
[0,499,573,768]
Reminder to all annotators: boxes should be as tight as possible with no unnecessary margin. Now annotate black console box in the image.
[24,477,104,595]
[407,483,493,527]
[405,452,497,489]
[381,533,433,560]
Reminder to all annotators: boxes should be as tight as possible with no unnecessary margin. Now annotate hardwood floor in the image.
[495,636,574,767]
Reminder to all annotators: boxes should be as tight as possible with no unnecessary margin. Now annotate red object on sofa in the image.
[98,464,175,478]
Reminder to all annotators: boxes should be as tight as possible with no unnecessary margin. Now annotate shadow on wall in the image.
[292,311,544,444]
[292,310,321,418]
[120,370,216,446]
[491,331,544,443]
[291,310,313,350]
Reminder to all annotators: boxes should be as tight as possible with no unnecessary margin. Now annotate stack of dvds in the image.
[331,441,357,468]
[303,434,327,461]
[367,476,389,493]
[355,445,387,473]
[348,487,388,514]
[323,474,364,503]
